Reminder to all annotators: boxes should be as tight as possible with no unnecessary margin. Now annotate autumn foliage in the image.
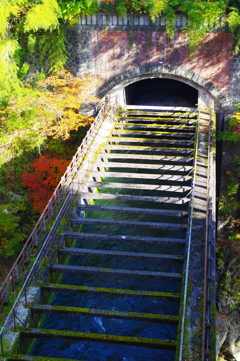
[21,155,70,212]
[34,69,101,139]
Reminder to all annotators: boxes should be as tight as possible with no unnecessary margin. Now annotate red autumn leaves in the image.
[21,155,69,212]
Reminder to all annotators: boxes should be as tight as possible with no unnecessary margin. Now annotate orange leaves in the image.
[21,155,70,212]
[101,0,116,4]
[35,69,102,139]
[232,113,240,135]
[1,70,102,140]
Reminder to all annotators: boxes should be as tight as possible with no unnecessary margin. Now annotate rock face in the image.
[217,311,240,361]
[216,238,240,361]
[217,138,240,361]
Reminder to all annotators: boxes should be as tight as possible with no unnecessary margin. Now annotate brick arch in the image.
[96,63,228,110]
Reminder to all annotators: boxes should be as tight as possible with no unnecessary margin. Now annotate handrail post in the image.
[0,333,4,357]
[11,271,15,293]
[13,308,17,331]
[0,291,4,315]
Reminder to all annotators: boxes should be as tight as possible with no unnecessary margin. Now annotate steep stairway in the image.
[13,109,198,361]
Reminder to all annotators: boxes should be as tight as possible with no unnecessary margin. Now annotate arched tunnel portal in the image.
[125,78,198,108]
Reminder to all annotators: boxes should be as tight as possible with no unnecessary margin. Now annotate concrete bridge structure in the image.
[0,13,236,361]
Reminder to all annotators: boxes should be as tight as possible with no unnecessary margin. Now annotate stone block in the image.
[86,16,92,25]
[204,81,215,92]
[92,15,97,25]
[112,16,117,26]
[102,14,107,24]
[81,16,86,25]
[134,17,139,26]
[160,17,165,26]
[139,16,144,26]
[118,17,123,26]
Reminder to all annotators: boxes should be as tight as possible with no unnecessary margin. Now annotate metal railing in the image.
[0,96,119,356]
[202,103,216,361]
[178,108,200,361]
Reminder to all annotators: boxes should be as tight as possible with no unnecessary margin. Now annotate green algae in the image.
[41,283,181,299]
[31,304,179,324]
[20,327,177,350]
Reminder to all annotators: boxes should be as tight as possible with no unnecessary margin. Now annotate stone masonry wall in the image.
[228,53,240,108]
[67,14,234,106]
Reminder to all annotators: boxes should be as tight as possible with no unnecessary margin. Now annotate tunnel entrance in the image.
[125,78,198,107]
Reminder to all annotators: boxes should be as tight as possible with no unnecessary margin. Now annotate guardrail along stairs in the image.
[4,106,215,361]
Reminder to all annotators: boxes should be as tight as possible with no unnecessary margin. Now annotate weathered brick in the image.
[67,21,235,104]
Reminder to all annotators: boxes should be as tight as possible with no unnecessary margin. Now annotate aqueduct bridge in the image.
[0,13,238,361]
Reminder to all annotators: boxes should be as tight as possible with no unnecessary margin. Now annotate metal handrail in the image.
[202,103,216,361]
[178,108,200,361]
[0,96,119,355]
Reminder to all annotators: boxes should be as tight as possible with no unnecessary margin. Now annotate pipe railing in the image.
[178,107,200,361]
[202,103,216,361]
[178,106,216,360]
[0,96,119,356]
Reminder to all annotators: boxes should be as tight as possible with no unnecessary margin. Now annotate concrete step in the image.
[31,304,179,323]
[86,181,191,193]
[41,283,181,300]
[63,231,187,245]
[118,117,197,125]
[79,192,190,204]
[108,137,194,148]
[20,328,177,350]
[58,247,185,261]
[91,171,192,183]
[122,107,197,116]
[77,204,188,216]
[103,145,194,156]
[50,264,183,280]
[98,153,193,163]
[70,217,188,230]
[115,123,195,132]
[111,130,195,140]
[95,161,193,173]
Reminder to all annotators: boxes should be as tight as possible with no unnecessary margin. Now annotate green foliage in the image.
[47,138,66,155]
[115,0,127,18]
[24,0,60,32]
[181,1,226,53]
[0,39,21,98]
[59,0,100,23]
[101,0,240,52]
[0,204,26,257]
[147,0,168,22]
[227,8,240,54]
[219,170,240,215]
[218,105,240,142]
[37,29,68,73]
[1,0,240,92]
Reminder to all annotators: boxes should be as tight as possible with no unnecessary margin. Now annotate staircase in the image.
[8,109,199,361]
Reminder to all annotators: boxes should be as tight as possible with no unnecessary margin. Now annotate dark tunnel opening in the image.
[125,78,198,107]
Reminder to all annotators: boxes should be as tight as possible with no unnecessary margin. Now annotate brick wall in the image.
[67,14,235,107]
